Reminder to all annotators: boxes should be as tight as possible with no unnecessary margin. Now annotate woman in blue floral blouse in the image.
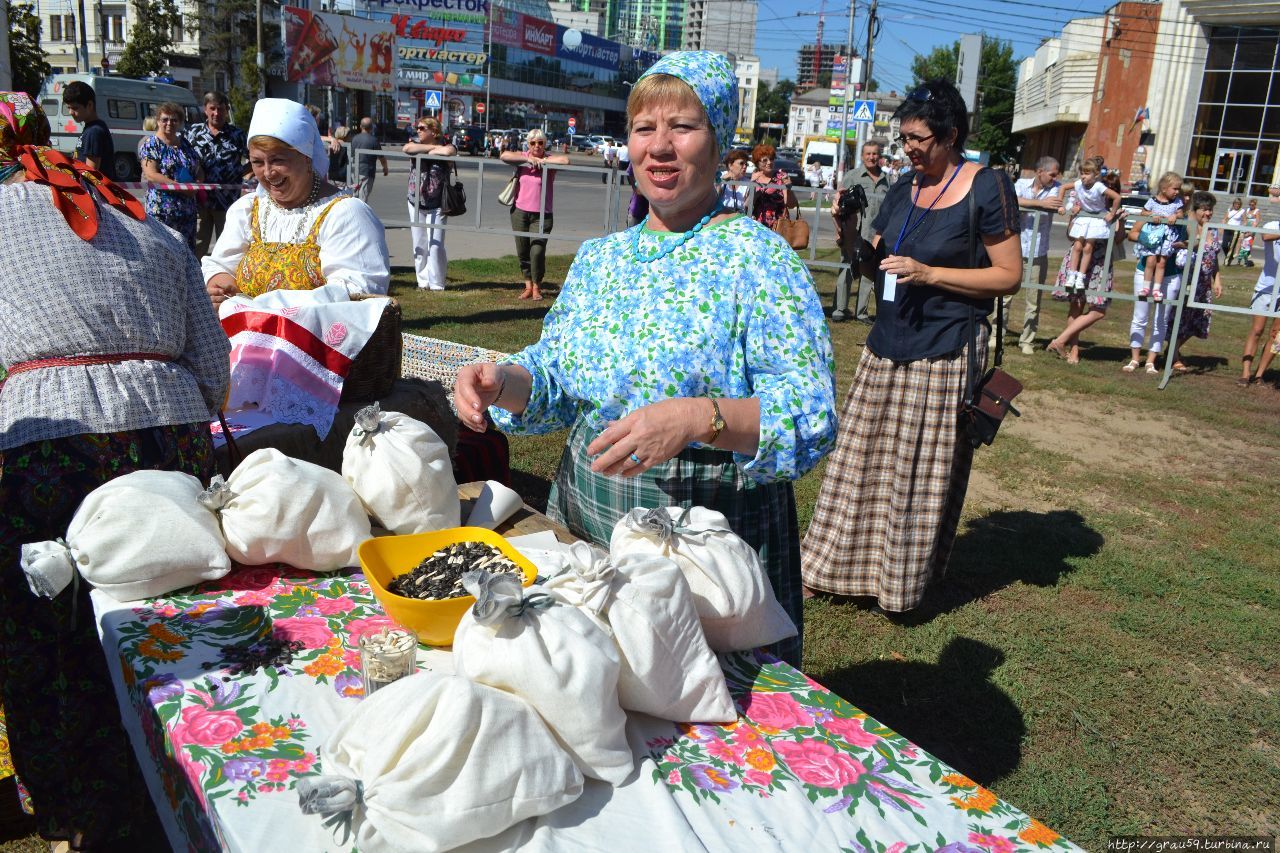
[139,101,203,250]
[456,51,837,665]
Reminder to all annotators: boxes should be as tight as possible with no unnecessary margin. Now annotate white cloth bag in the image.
[453,572,634,785]
[200,448,370,570]
[543,541,736,724]
[341,403,460,535]
[300,671,583,853]
[609,506,797,652]
[19,470,230,601]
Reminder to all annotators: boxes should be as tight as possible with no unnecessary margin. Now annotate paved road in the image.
[358,153,1073,269]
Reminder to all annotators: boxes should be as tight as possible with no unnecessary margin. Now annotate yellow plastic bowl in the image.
[358,526,536,647]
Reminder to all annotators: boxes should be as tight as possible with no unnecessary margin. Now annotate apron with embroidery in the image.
[234,196,345,298]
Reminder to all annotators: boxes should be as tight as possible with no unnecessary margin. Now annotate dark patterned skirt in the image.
[801,337,984,611]
[0,422,213,847]
[548,417,803,666]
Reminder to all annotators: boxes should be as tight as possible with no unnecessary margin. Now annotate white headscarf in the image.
[247,98,329,177]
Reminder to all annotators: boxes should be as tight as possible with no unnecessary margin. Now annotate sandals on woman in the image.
[1145,363,1158,374]
[1122,360,1139,372]
[1046,340,1068,360]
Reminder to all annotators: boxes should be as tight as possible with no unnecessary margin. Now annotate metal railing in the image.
[343,150,1280,390]
[1019,206,1280,388]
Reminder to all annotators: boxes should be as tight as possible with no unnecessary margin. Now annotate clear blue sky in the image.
[752,0,1119,95]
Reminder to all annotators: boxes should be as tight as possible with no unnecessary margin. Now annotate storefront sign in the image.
[282,6,396,93]
[520,16,557,56]
[396,67,484,88]
[389,15,468,45]
[359,0,488,21]
[398,46,487,65]
[488,10,521,49]
[556,30,619,70]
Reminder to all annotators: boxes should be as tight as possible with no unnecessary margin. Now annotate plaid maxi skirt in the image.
[801,336,986,611]
[548,417,803,666]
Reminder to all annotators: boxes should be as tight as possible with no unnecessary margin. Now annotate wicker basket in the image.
[340,295,402,404]
[400,334,508,412]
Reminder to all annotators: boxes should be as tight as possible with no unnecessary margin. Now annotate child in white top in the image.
[1129,171,1186,303]
[1061,160,1121,293]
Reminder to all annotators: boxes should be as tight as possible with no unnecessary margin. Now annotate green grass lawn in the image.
[3,252,1275,849]
[396,252,1280,848]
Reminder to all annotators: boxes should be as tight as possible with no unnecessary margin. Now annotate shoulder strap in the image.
[307,196,345,241]
[969,173,1003,369]
[249,197,262,241]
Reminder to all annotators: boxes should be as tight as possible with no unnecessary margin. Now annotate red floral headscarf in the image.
[0,91,144,240]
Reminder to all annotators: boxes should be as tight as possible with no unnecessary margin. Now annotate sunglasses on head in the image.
[905,85,935,103]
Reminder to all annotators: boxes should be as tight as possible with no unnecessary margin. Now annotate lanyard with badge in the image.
[883,163,962,302]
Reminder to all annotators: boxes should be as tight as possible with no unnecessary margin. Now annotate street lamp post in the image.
[256,0,265,99]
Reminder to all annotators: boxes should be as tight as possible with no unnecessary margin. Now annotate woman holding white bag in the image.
[0,93,229,848]
[456,52,837,665]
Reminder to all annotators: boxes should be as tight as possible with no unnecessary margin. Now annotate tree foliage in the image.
[5,1,52,97]
[191,0,279,126]
[115,0,181,78]
[909,36,1022,163]
[755,78,796,134]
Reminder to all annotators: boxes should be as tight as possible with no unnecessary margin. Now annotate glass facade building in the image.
[1185,26,1280,197]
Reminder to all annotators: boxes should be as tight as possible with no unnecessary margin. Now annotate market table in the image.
[92,486,1079,852]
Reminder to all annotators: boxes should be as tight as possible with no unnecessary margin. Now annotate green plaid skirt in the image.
[548,417,803,666]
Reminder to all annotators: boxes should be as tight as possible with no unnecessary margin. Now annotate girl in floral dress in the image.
[1165,192,1223,372]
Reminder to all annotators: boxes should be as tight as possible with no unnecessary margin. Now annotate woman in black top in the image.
[801,80,1022,612]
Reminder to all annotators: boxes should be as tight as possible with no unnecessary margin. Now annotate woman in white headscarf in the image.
[203,98,390,303]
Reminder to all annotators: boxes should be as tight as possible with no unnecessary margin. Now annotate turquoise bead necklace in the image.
[632,198,723,263]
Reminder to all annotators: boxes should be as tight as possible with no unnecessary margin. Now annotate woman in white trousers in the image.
[404,116,456,290]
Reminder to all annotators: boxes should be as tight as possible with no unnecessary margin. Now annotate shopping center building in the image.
[1014,0,1279,197]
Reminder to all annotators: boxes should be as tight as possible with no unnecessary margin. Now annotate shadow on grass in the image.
[817,637,1025,785]
[919,509,1104,621]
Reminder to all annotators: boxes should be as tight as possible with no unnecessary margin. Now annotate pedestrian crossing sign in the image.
[423,90,443,110]
[852,100,875,123]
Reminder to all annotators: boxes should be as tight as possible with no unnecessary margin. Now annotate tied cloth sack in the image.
[20,470,231,602]
[609,507,796,653]
[200,448,371,571]
[453,571,633,785]
[342,403,460,535]
[297,671,583,853]
[543,542,735,724]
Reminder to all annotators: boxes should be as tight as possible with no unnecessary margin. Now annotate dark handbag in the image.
[960,184,1023,448]
[772,207,810,250]
[441,162,467,217]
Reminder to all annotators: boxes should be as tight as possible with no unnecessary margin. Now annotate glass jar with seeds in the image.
[358,625,419,695]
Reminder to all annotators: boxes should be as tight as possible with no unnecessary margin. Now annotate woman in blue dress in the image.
[454,52,837,666]
[139,101,203,250]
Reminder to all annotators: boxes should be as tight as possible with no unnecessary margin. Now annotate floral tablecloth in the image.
[92,564,1079,853]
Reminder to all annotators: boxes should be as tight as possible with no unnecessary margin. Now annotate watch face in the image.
[713,415,726,430]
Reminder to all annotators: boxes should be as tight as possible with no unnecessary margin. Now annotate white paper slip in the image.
[883,272,897,302]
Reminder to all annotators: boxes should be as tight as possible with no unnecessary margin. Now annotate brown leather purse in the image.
[772,207,810,250]
[960,184,1023,448]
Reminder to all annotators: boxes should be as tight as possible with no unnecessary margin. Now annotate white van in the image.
[800,137,856,188]
[38,74,201,181]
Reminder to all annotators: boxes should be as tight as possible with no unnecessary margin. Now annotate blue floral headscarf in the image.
[637,51,738,155]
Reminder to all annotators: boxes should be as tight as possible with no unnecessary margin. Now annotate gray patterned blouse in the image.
[0,181,230,450]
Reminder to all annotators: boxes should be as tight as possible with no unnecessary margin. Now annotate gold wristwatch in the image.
[707,398,726,444]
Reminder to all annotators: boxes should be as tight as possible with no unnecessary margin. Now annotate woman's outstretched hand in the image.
[455,362,504,433]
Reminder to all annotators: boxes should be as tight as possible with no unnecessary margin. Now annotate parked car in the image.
[1120,194,1149,219]
[569,135,596,152]
[451,125,486,155]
